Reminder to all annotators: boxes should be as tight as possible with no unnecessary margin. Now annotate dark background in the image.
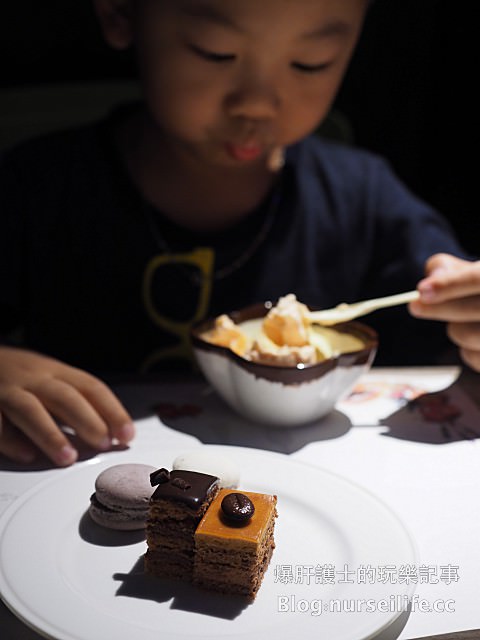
[1,1,477,254]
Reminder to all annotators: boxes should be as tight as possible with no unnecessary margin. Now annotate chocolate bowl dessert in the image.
[191,297,378,427]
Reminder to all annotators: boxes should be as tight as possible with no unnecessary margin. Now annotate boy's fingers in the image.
[32,378,112,450]
[419,256,480,303]
[0,388,78,466]
[459,348,480,372]
[61,369,135,444]
[410,296,480,322]
[458,347,480,372]
[447,321,480,350]
[424,252,467,276]
[0,412,38,464]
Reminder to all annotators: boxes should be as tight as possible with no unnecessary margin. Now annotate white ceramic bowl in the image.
[191,302,378,428]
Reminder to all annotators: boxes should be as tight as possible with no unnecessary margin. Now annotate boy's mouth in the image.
[224,142,264,162]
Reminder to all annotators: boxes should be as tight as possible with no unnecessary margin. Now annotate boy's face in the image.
[115,0,368,168]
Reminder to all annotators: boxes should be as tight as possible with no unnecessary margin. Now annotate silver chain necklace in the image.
[141,180,281,285]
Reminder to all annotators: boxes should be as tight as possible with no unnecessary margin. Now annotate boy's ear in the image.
[93,0,135,50]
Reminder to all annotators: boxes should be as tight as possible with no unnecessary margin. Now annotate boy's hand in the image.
[0,347,135,466]
[409,253,480,371]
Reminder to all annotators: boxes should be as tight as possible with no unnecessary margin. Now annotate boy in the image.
[0,0,478,466]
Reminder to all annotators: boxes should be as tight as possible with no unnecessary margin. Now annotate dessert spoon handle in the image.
[309,290,420,325]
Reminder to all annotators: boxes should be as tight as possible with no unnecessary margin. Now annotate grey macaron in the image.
[89,463,156,530]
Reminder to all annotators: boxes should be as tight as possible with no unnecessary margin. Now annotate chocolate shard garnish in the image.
[150,468,170,487]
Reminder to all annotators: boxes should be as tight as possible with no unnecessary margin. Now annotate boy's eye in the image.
[291,61,332,74]
[189,44,235,63]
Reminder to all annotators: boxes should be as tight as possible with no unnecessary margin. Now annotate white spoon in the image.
[308,290,420,326]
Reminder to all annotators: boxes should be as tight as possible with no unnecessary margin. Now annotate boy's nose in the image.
[225,75,281,121]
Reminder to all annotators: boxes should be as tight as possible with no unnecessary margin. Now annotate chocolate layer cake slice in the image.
[193,489,277,600]
[145,468,219,580]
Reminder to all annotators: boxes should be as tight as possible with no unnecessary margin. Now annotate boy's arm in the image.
[0,147,135,466]
[410,253,480,371]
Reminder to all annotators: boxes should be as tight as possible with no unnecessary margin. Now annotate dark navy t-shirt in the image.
[0,108,467,373]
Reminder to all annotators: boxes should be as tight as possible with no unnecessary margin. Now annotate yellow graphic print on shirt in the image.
[141,247,214,371]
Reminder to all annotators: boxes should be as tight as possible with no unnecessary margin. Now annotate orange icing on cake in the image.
[195,489,277,549]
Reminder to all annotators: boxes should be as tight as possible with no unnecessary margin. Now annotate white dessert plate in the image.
[0,445,417,640]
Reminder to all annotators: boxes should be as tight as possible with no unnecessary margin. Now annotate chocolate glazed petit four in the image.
[144,468,220,580]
